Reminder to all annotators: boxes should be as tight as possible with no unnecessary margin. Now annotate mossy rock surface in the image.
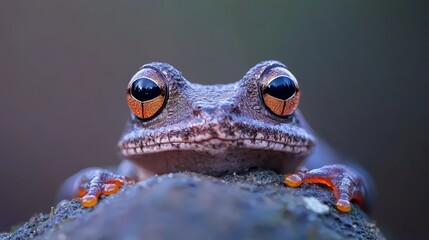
[1,168,384,240]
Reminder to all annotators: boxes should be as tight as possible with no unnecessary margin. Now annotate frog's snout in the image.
[192,101,239,117]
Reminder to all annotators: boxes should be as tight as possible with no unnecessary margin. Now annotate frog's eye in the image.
[126,68,168,120]
[259,67,300,117]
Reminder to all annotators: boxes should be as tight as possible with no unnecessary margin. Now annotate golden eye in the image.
[259,67,300,117]
[126,68,168,120]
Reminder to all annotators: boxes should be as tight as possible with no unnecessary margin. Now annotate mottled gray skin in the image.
[118,61,316,178]
[59,61,373,213]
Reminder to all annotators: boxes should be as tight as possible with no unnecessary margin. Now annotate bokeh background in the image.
[0,1,427,239]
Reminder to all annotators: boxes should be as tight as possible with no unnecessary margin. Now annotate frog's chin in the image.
[119,137,313,175]
[121,141,311,176]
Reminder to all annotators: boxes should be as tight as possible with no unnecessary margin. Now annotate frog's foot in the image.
[284,164,365,212]
[78,170,136,208]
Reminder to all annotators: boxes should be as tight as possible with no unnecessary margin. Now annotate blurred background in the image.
[0,1,427,239]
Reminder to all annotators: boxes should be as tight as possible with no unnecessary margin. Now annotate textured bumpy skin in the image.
[118,61,315,176]
[59,61,372,212]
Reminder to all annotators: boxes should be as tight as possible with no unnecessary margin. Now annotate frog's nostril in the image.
[192,105,202,115]
[193,102,239,116]
[192,104,216,115]
[230,103,240,113]
[221,103,240,114]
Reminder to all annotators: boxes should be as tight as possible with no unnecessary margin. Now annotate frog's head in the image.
[118,61,316,176]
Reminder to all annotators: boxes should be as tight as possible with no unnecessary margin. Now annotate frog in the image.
[58,60,371,213]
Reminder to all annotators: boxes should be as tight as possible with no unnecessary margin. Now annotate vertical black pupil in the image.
[266,76,296,100]
[130,78,161,101]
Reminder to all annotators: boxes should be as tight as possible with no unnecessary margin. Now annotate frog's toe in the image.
[284,164,365,212]
[80,170,136,208]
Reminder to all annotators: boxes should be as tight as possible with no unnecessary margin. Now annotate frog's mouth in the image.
[121,137,310,156]
[118,122,315,158]
[118,121,315,175]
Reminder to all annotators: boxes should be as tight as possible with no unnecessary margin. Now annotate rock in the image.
[1,168,384,240]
